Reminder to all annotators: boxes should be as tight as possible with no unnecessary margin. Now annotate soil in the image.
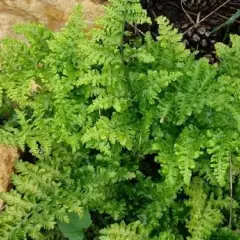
[141,0,240,62]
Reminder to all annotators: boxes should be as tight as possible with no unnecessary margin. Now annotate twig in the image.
[168,1,182,10]
[151,9,157,19]
[183,0,232,35]
[229,155,233,229]
[181,0,195,24]
[184,9,240,28]
[129,23,146,36]
[0,204,7,212]
[213,12,240,24]
[196,11,201,23]
[228,6,240,11]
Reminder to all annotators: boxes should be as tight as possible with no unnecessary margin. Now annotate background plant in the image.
[0,0,240,239]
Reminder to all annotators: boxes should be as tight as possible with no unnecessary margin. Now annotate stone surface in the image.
[0,145,18,209]
[0,0,105,39]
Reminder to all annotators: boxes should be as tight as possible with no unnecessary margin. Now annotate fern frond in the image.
[174,126,205,185]
[99,221,150,240]
[185,178,223,240]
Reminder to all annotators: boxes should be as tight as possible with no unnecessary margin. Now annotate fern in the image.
[185,178,223,240]
[0,0,240,239]
[99,221,150,240]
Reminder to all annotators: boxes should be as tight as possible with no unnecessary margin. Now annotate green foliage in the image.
[185,178,223,240]
[58,211,92,240]
[0,0,240,239]
[99,221,150,240]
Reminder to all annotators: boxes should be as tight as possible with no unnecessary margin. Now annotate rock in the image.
[204,53,215,63]
[197,26,206,35]
[181,22,190,29]
[192,33,201,43]
[0,145,18,210]
[186,28,194,38]
[205,31,211,37]
[0,0,105,39]
[182,0,224,12]
[200,39,208,48]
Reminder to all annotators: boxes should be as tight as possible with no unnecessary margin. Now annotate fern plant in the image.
[0,0,240,239]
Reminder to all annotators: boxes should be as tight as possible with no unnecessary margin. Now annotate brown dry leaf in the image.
[29,79,42,94]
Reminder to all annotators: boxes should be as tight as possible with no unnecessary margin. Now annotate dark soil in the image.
[140,0,240,62]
